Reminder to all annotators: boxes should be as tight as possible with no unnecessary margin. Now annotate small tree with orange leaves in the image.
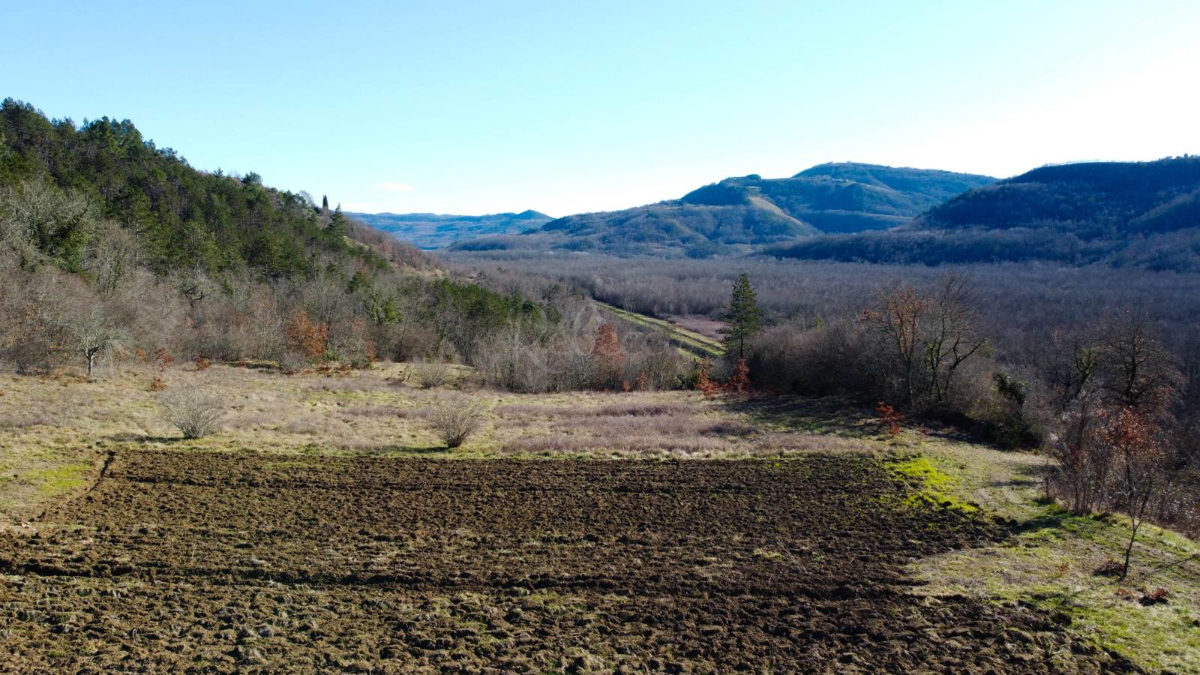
[695,358,720,399]
[1104,407,1169,580]
[725,358,752,394]
[876,401,904,437]
[286,310,329,361]
[591,323,624,390]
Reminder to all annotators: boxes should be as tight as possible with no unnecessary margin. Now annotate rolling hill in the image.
[349,210,552,250]
[450,163,995,257]
[769,156,1200,270]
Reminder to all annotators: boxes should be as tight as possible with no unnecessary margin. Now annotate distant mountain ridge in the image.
[450,163,996,257]
[769,156,1200,271]
[350,209,551,250]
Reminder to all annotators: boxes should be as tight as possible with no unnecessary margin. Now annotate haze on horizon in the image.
[4,0,1199,217]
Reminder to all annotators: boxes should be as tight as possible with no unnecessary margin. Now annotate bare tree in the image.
[1101,311,1182,415]
[861,273,987,409]
[429,396,486,448]
[63,306,125,378]
[160,388,226,439]
[924,273,988,404]
[1041,325,1101,413]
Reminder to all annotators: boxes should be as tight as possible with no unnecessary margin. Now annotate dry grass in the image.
[0,363,873,520]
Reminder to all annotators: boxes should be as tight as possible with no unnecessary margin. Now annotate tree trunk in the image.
[1121,516,1139,581]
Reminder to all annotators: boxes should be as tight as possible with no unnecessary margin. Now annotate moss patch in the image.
[887,455,977,512]
[33,463,91,497]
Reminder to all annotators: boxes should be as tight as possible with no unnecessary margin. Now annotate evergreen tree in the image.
[328,205,347,239]
[720,273,762,359]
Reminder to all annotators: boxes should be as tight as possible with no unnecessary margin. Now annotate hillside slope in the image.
[350,210,551,250]
[452,163,994,257]
[770,157,1200,270]
[0,98,431,276]
[0,99,558,373]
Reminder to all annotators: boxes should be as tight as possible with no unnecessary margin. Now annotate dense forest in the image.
[0,99,685,386]
[769,157,1200,271]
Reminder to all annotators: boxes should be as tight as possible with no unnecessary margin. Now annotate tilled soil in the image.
[0,451,1136,673]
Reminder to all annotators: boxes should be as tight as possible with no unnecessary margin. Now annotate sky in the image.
[3,0,1200,216]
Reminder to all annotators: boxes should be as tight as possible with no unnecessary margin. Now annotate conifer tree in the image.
[720,273,762,359]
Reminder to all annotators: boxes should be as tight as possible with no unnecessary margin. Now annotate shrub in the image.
[877,402,904,437]
[429,396,486,448]
[159,388,226,439]
[414,362,452,389]
[1139,587,1171,606]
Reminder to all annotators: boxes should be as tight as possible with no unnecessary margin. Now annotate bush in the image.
[159,388,225,439]
[414,362,452,389]
[429,396,486,448]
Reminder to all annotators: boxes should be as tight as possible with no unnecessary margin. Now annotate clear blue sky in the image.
[4,1,1199,216]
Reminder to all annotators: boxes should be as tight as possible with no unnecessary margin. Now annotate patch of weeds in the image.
[886,455,977,512]
[35,463,91,497]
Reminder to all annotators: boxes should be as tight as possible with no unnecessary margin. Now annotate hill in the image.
[451,163,995,257]
[349,209,551,249]
[769,157,1200,270]
[0,99,556,373]
[0,98,431,276]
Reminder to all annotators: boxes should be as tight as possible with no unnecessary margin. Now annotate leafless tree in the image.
[429,396,486,448]
[62,306,125,378]
[1100,311,1182,415]
[861,273,987,409]
[159,388,226,439]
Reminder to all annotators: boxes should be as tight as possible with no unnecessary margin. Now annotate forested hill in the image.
[768,157,1200,271]
[350,210,552,250]
[0,99,562,372]
[450,163,994,257]
[0,98,430,277]
[914,157,1200,235]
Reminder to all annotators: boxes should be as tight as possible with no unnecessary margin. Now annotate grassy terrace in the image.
[593,300,725,358]
[0,362,1196,671]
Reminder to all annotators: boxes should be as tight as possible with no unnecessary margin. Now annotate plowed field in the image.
[0,452,1136,672]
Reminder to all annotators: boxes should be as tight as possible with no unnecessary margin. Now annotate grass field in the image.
[0,362,1196,670]
[594,300,725,358]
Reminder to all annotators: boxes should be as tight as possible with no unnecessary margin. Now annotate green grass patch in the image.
[887,455,977,512]
[34,463,91,497]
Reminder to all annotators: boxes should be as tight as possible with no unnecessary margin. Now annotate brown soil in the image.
[0,452,1137,672]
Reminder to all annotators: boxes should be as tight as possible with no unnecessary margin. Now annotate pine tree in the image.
[720,273,762,359]
[328,205,347,239]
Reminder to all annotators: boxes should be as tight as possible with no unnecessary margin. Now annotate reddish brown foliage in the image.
[725,358,752,394]
[194,355,211,371]
[876,402,904,437]
[591,324,624,368]
[695,359,720,399]
[154,348,174,369]
[1139,587,1171,606]
[286,311,329,360]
